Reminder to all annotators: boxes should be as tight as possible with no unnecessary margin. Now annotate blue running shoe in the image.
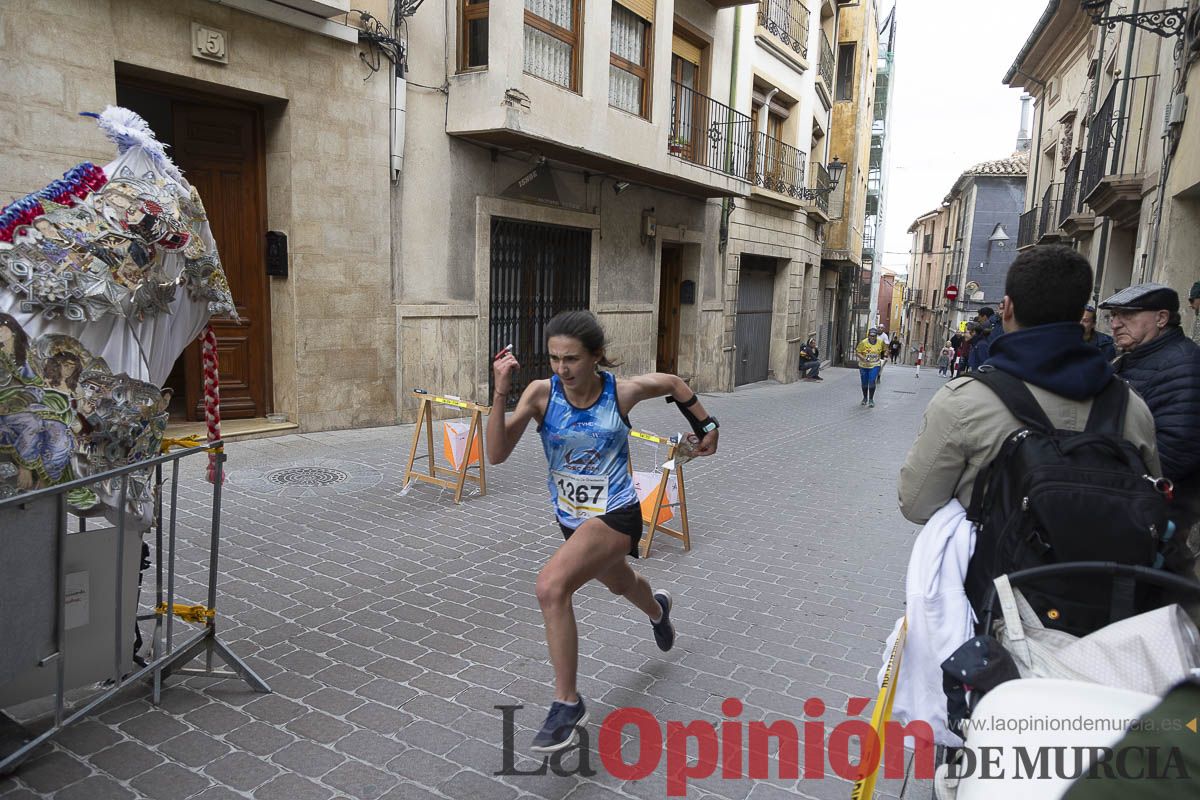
[530,697,588,754]
[651,590,675,652]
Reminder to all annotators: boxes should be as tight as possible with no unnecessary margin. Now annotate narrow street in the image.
[2,367,940,800]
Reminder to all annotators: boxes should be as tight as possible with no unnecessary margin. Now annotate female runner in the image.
[487,310,719,753]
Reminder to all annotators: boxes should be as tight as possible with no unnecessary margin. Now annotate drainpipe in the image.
[719,6,743,389]
[719,6,743,253]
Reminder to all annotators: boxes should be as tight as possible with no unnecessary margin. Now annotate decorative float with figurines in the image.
[0,107,235,512]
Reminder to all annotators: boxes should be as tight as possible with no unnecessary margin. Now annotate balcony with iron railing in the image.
[1037,183,1065,244]
[1081,75,1159,228]
[1017,207,1039,250]
[817,32,835,99]
[446,2,752,200]
[669,81,753,182]
[1058,150,1095,236]
[748,131,807,202]
[758,0,810,60]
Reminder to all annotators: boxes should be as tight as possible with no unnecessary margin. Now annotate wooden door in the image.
[172,103,271,420]
[656,246,682,374]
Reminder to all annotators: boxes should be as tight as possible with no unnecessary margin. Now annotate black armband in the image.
[668,393,717,438]
[665,393,699,408]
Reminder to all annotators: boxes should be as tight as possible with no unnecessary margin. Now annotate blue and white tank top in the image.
[539,371,638,529]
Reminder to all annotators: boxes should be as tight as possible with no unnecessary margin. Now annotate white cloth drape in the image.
[878,499,977,747]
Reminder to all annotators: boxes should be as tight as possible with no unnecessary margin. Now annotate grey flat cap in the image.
[1098,283,1179,312]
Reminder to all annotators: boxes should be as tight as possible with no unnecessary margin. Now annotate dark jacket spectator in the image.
[1081,305,1117,361]
[967,308,1004,371]
[1102,283,1200,528]
[798,339,822,380]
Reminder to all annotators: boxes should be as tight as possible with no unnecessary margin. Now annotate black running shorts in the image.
[558,502,645,558]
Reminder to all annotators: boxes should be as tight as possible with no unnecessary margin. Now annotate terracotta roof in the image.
[960,151,1030,177]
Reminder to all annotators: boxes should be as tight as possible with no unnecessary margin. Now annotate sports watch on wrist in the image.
[699,416,719,434]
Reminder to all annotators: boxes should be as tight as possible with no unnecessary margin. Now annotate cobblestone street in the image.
[2,366,942,800]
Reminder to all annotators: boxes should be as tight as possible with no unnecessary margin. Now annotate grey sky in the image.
[880,0,1050,275]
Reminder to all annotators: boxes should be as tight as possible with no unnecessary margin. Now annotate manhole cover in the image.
[265,466,351,487]
[230,457,384,497]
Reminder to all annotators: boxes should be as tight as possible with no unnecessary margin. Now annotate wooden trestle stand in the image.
[628,430,692,558]
[402,390,490,503]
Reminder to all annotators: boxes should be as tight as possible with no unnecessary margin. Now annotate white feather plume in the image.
[91,105,184,184]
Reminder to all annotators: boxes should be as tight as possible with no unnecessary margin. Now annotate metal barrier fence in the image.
[0,441,269,774]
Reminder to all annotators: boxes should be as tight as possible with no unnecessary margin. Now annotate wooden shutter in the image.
[616,0,654,22]
[672,33,701,66]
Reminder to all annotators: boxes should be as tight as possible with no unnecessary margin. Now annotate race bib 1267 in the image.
[552,469,609,519]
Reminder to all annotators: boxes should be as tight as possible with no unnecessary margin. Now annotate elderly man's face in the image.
[1108,308,1168,350]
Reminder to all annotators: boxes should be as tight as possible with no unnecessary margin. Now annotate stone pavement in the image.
[2,365,945,800]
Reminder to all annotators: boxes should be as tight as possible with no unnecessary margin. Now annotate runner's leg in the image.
[595,558,659,618]
[536,519,635,702]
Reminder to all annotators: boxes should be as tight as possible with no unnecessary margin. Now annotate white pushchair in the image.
[931,562,1200,800]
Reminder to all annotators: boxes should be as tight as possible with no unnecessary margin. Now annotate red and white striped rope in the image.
[201,324,223,483]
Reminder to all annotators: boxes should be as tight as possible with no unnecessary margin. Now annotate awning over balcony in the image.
[453,129,748,199]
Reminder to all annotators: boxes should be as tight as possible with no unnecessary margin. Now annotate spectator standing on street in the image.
[900,246,1159,525]
[914,344,925,378]
[856,327,887,407]
[937,342,952,377]
[1080,304,1117,361]
[955,323,977,377]
[798,337,823,381]
[889,338,902,364]
[1100,283,1200,545]
[966,307,1000,371]
[487,310,719,753]
[877,328,890,384]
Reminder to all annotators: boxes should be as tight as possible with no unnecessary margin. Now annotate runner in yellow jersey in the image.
[856,327,887,407]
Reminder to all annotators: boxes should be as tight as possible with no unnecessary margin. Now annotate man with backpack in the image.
[898,245,1169,635]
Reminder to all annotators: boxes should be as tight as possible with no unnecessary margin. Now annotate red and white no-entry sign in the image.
[944,285,959,300]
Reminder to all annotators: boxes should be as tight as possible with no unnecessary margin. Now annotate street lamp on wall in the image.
[1080,0,1189,39]
[798,156,846,201]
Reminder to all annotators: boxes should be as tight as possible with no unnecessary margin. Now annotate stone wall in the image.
[0,0,395,432]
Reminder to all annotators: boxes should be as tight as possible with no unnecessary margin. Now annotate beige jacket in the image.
[898,376,1161,524]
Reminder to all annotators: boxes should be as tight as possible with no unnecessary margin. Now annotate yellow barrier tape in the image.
[155,603,216,624]
[851,618,908,800]
[631,430,670,444]
[160,435,206,452]
[432,397,469,409]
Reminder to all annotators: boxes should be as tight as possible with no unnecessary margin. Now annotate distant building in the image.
[902,144,1028,350]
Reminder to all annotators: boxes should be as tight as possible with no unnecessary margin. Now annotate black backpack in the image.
[964,369,1175,637]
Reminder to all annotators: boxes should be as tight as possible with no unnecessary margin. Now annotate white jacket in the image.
[878,499,976,747]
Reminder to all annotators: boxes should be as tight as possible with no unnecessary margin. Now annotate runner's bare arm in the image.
[487,356,548,464]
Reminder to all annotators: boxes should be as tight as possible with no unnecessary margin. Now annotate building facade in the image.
[942,155,1029,321]
[722,0,842,385]
[0,0,396,432]
[902,153,1028,350]
[866,4,896,327]
[0,0,899,433]
[820,0,887,362]
[1004,0,1200,315]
